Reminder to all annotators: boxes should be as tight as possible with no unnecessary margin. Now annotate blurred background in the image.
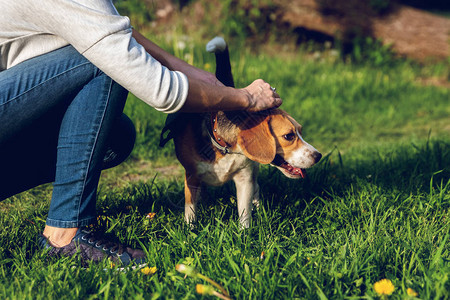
[110,0,449,165]
[114,0,450,63]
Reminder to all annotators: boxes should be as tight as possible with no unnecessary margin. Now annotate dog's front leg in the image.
[252,182,260,210]
[252,165,260,210]
[233,164,259,228]
[184,173,201,227]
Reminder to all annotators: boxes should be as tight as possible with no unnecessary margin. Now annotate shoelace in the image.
[80,231,125,256]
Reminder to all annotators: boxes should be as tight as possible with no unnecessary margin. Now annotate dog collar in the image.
[208,112,233,154]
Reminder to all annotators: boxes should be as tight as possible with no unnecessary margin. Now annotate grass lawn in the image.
[0,41,449,299]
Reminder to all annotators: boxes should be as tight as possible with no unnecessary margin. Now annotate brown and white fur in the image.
[172,37,321,228]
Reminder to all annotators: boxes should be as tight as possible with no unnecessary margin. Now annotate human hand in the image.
[241,79,282,112]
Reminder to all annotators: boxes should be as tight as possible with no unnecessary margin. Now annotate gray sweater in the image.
[0,0,188,113]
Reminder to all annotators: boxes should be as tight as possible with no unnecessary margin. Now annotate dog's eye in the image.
[283,132,296,141]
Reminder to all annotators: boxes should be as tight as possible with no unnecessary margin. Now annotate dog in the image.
[162,37,321,228]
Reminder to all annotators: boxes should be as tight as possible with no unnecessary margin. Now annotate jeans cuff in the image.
[46,217,95,228]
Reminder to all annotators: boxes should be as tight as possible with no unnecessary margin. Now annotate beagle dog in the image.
[163,37,321,228]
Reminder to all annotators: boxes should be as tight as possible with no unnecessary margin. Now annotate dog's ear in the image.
[237,115,276,164]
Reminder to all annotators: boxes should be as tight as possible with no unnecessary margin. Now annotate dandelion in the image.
[407,288,418,297]
[196,284,231,300]
[176,264,230,298]
[184,53,192,62]
[177,40,186,51]
[146,212,156,219]
[141,266,157,275]
[196,284,214,295]
[175,264,196,276]
[259,251,265,260]
[373,279,395,297]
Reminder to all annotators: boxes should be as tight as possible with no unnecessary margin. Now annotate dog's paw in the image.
[252,199,260,211]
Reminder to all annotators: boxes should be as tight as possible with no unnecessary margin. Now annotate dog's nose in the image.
[312,151,322,163]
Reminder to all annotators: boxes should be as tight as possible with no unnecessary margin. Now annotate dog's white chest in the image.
[196,154,254,186]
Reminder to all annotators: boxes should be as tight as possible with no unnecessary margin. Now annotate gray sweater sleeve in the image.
[25,0,189,113]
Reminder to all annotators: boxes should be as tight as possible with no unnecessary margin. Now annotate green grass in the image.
[1,40,449,299]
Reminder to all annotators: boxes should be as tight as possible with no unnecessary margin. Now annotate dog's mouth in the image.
[271,155,306,179]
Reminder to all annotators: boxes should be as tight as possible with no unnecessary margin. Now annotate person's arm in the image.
[181,77,282,112]
[132,29,223,87]
[132,29,282,112]
[27,0,280,114]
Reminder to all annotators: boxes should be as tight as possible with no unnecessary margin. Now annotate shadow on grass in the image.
[98,138,449,224]
[2,138,447,270]
[258,138,449,209]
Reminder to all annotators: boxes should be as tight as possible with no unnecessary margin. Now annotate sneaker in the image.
[38,229,147,269]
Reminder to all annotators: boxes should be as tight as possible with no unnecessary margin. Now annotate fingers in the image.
[243,79,282,112]
[271,89,282,108]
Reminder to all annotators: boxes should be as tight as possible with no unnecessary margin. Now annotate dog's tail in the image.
[206,36,235,88]
[159,36,235,148]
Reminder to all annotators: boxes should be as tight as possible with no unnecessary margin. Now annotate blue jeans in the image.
[0,46,135,228]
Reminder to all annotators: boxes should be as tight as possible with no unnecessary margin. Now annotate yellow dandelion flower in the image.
[204,63,211,70]
[146,212,156,219]
[196,284,231,300]
[373,279,395,296]
[260,251,265,260]
[196,284,214,295]
[141,266,157,275]
[407,288,418,297]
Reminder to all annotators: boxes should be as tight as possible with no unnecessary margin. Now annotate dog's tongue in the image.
[280,161,306,178]
[295,168,306,178]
